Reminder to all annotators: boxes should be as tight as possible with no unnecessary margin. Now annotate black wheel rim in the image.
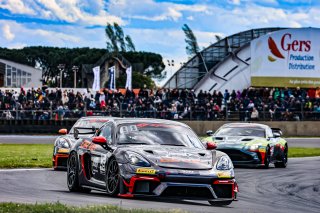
[283,148,288,164]
[265,147,270,165]
[67,154,76,187]
[106,159,119,193]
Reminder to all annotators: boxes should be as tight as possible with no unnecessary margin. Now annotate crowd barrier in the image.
[0,109,319,121]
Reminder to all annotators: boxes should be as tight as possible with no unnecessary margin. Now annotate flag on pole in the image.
[92,66,100,91]
[125,66,132,90]
[109,66,116,90]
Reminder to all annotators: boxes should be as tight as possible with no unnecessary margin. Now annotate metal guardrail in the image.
[0,109,320,121]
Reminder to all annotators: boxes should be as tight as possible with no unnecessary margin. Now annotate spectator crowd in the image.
[1,86,320,121]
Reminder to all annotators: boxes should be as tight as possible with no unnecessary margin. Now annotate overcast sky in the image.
[1,0,319,77]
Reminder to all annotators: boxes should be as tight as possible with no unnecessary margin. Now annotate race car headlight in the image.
[244,144,261,151]
[125,151,151,167]
[55,139,70,148]
[216,155,233,170]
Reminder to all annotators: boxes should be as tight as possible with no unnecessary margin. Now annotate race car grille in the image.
[218,149,253,161]
[161,186,214,199]
[57,157,67,167]
[212,184,233,198]
[133,181,160,195]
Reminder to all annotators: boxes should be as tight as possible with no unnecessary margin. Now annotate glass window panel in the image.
[28,78,31,83]
[12,72,16,81]
[22,71,26,76]
[12,67,16,72]
[6,77,11,86]
[22,78,26,85]
[17,69,21,87]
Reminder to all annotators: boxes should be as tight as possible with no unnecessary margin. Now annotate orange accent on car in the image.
[53,154,69,169]
[121,175,160,195]
[213,179,236,199]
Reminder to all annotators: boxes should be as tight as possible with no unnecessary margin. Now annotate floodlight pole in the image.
[72,65,79,88]
[58,64,65,89]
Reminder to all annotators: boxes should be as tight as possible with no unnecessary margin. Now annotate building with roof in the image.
[81,53,130,89]
[0,58,42,88]
[163,27,320,92]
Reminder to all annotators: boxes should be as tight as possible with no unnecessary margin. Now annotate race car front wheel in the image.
[263,146,271,169]
[209,200,232,206]
[105,158,120,196]
[275,145,288,168]
[67,152,91,193]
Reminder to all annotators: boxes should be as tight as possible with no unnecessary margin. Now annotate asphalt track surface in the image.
[0,157,319,213]
[0,135,319,147]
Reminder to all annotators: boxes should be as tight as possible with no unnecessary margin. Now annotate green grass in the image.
[288,147,320,158]
[0,144,53,168]
[0,144,319,169]
[0,202,184,213]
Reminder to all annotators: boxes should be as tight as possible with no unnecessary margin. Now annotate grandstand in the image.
[163,28,285,91]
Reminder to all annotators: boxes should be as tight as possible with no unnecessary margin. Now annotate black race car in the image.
[67,118,238,206]
[53,117,109,170]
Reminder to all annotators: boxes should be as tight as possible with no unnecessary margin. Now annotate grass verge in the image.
[288,147,320,158]
[0,202,183,213]
[0,144,52,168]
[0,144,320,169]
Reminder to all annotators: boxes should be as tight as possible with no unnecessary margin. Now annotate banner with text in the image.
[92,66,100,91]
[125,66,132,90]
[250,28,320,88]
[109,66,116,90]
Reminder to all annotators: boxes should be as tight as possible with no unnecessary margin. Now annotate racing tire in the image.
[67,152,91,193]
[105,158,120,196]
[209,200,232,206]
[275,145,288,168]
[263,146,271,169]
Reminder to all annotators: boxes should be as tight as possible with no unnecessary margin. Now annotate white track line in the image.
[0,168,52,172]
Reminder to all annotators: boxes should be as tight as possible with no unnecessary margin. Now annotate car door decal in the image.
[100,154,107,175]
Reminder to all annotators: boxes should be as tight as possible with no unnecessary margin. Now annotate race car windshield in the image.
[215,127,266,138]
[69,119,107,135]
[117,123,203,149]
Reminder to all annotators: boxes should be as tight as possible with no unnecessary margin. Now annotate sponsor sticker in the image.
[57,148,70,153]
[136,168,156,175]
[259,147,266,153]
[217,171,231,178]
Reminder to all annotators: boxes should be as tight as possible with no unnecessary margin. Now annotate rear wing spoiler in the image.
[271,128,283,136]
[74,126,99,139]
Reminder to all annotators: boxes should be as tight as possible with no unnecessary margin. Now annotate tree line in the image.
[0,47,164,88]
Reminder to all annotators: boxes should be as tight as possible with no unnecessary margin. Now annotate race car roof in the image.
[221,122,269,129]
[109,117,190,128]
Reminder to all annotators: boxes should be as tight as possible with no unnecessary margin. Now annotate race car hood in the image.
[212,136,264,149]
[119,145,214,170]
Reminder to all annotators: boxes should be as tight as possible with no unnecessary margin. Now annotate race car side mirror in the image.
[92,136,107,145]
[206,142,217,150]
[273,132,281,138]
[58,128,67,135]
[206,130,214,136]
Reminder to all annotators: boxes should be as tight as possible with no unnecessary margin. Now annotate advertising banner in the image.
[108,66,116,90]
[125,66,132,90]
[251,28,320,88]
[92,66,100,91]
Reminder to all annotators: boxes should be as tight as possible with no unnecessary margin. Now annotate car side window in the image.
[99,125,113,144]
